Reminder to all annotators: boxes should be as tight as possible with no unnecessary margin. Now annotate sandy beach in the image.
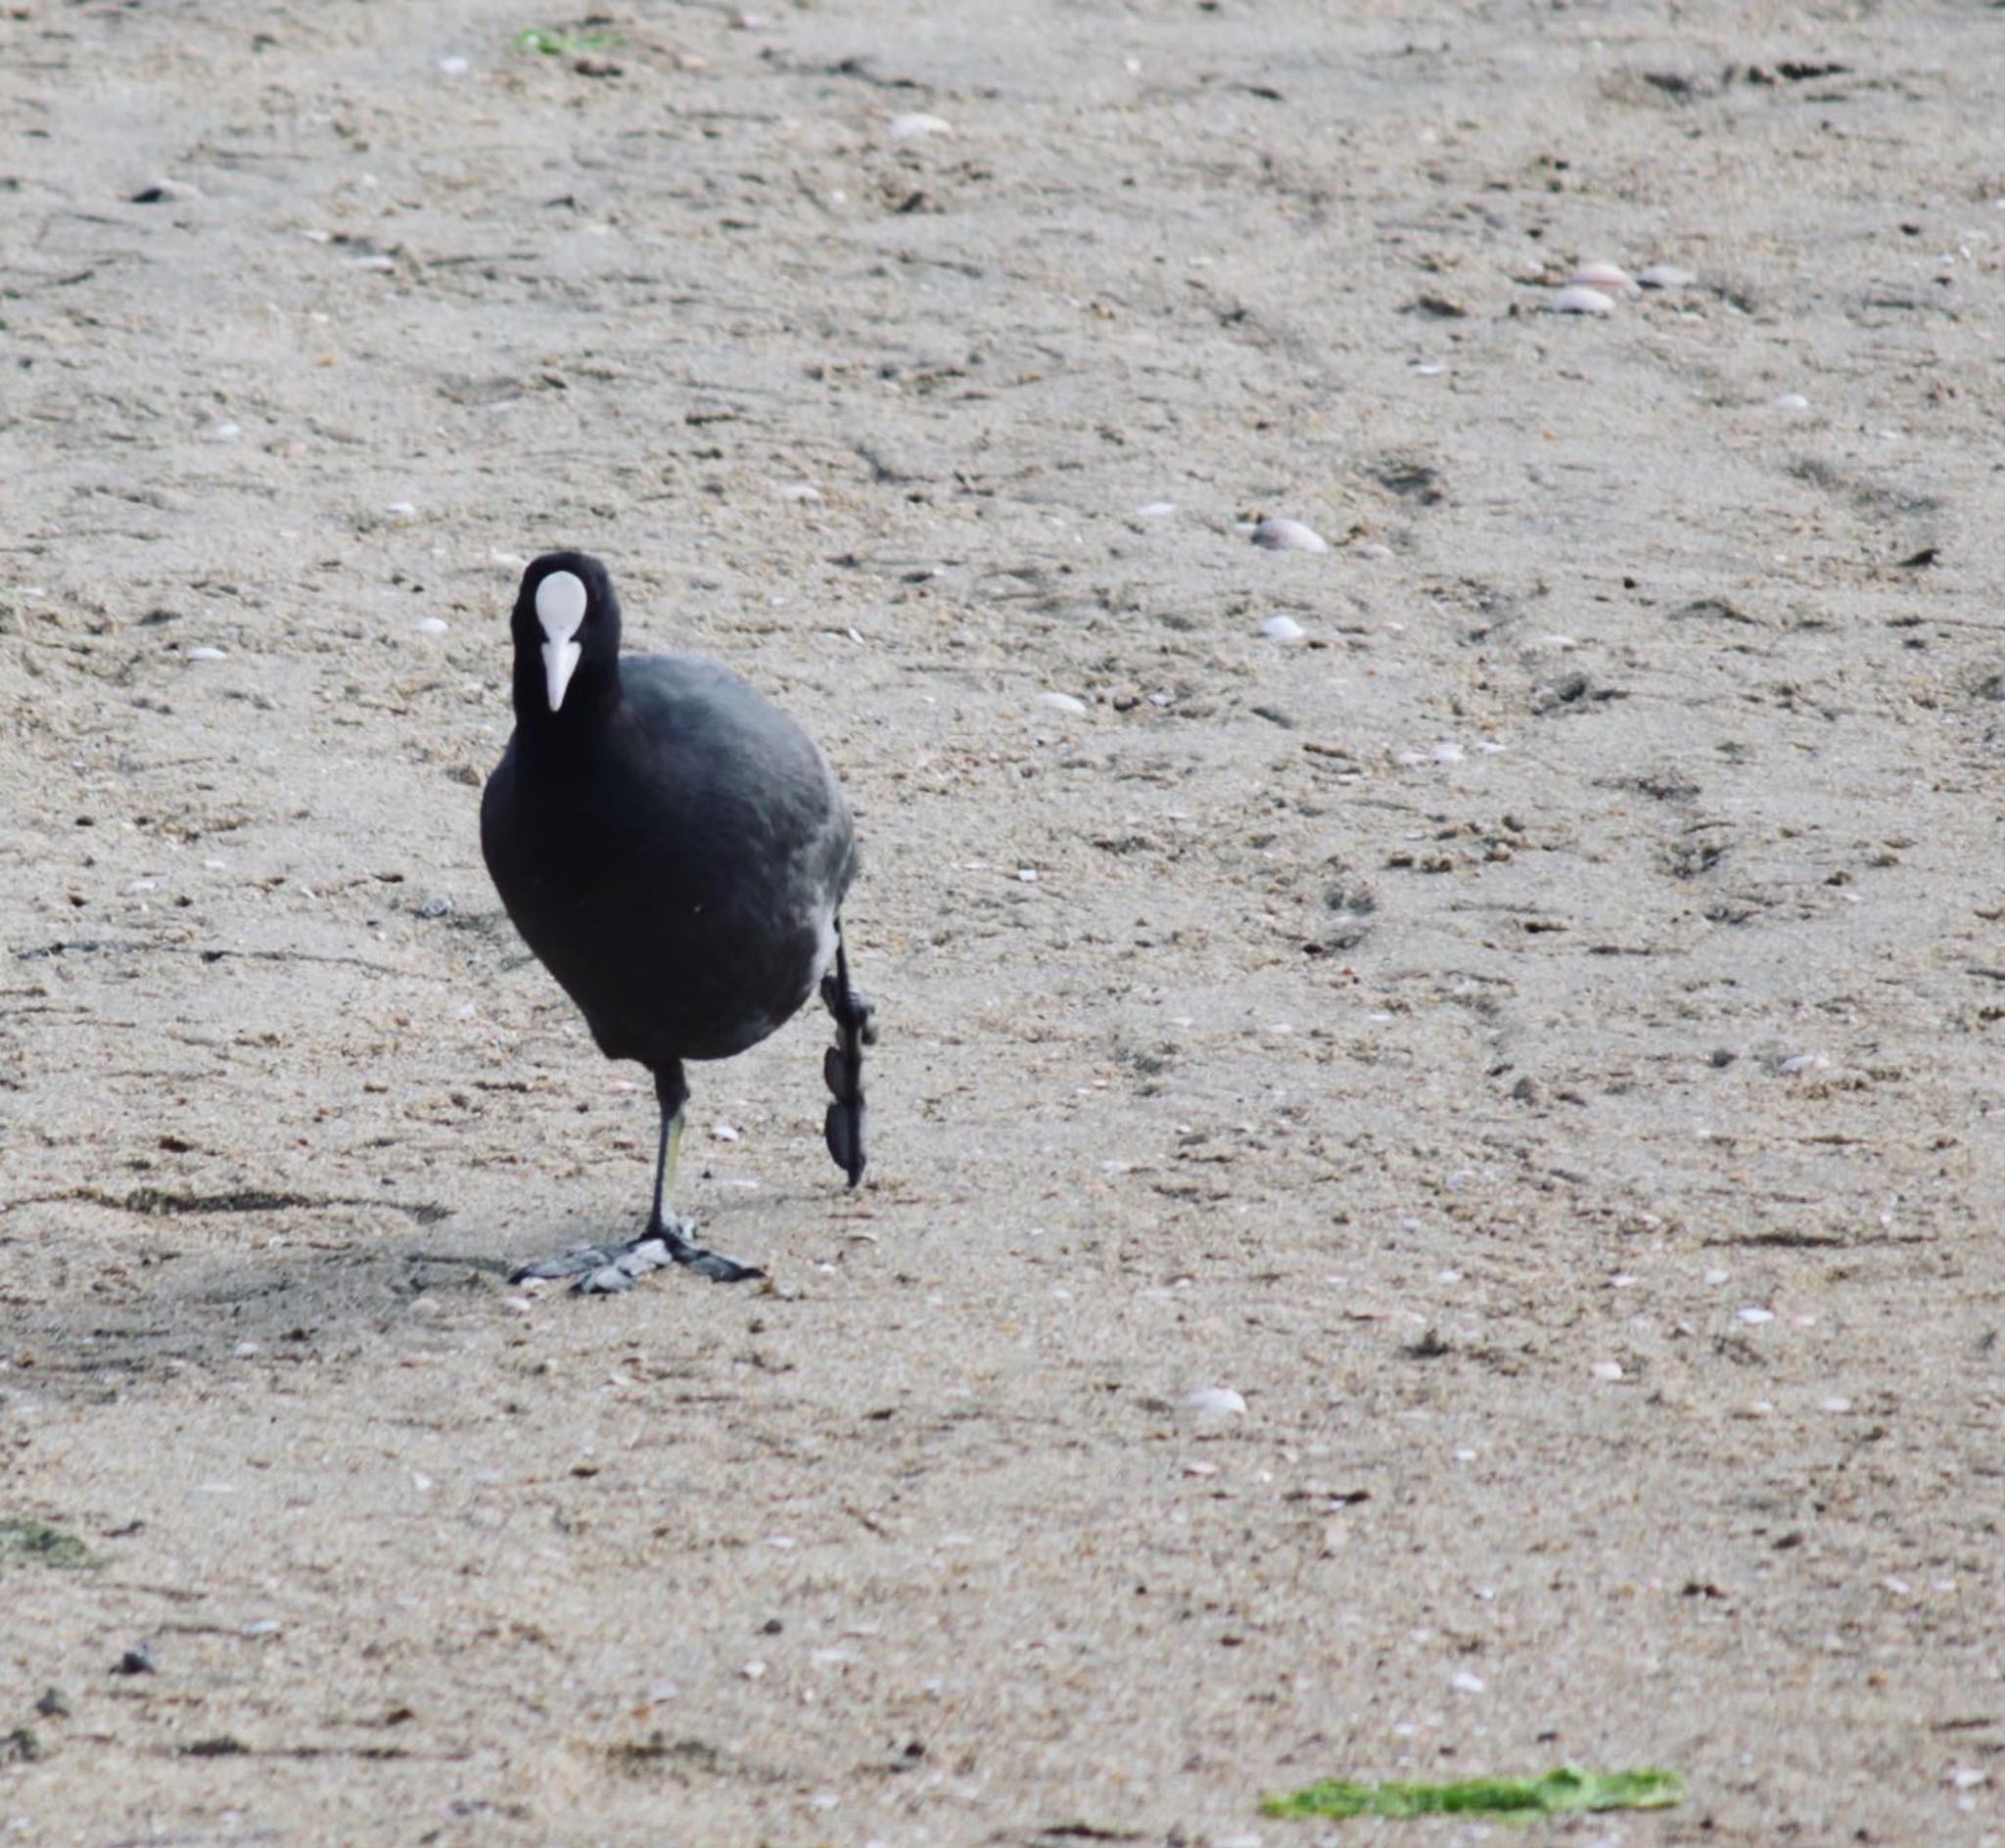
[3,2,2002,1842]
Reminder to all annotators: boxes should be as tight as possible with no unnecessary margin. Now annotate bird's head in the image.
[511,551,622,718]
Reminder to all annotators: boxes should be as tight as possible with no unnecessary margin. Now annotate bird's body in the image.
[483,653,854,1066]
[481,552,872,1293]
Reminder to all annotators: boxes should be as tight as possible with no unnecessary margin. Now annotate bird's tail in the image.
[819,928,875,1187]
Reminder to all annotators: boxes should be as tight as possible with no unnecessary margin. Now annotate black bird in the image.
[481,551,873,1293]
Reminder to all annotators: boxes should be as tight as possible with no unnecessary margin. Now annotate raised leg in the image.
[819,925,875,1187]
[511,1063,765,1293]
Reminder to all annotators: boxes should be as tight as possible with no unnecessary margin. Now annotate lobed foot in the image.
[820,952,876,1187]
[512,1219,764,1294]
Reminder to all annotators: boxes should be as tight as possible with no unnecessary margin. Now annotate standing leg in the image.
[637,1063,765,1284]
[819,924,875,1187]
[511,1061,764,1293]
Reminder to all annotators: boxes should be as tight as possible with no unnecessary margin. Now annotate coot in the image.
[481,551,872,1292]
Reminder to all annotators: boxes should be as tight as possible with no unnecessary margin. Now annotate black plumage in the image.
[481,551,873,1292]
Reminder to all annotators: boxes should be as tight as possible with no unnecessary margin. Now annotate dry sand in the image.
[3,2,2003,1843]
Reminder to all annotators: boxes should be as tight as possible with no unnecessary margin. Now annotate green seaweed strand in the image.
[1262,1767,1683,1820]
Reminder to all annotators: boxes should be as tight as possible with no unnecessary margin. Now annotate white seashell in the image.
[1430,741,1465,762]
[1776,1051,1824,1075]
[775,482,821,501]
[438,55,470,76]
[1591,1361,1625,1381]
[385,500,417,519]
[710,1121,740,1141]
[1249,517,1329,553]
[1771,393,1810,411]
[1568,260,1640,297]
[888,112,954,140]
[185,645,226,661]
[1136,499,1177,518]
[1350,539,1393,562]
[1637,262,1694,290]
[1450,1671,1486,1694]
[1737,1307,1775,1325]
[411,617,448,636]
[1549,285,1615,316]
[208,421,242,440]
[1259,615,1305,642]
[1183,1386,1247,1418]
[1037,691,1089,714]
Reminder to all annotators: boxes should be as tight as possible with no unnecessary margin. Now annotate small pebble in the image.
[411,617,449,636]
[1736,1307,1774,1325]
[1249,517,1329,554]
[1776,1052,1825,1075]
[1772,392,1811,411]
[385,501,417,519]
[888,112,954,140]
[242,1618,283,1639]
[740,1659,768,1680]
[1568,260,1640,298]
[1549,285,1615,316]
[438,55,470,76]
[1637,262,1694,290]
[1037,691,1089,714]
[1183,1385,1247,1418]
[184,646,227,662]
[775,482,821,501]
[1136,500,1177,519]
[1591,1361,1625,1382]
[1350,539,1393,562]
[417,896,452,919]
[113,1645,155,1676]
[1259,615,1306,643]
[1450,1671,1486,1694]
[710,1121,741,1142]
[208,421,243,440]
